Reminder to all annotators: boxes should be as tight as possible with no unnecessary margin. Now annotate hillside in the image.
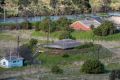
[0,0,120,17]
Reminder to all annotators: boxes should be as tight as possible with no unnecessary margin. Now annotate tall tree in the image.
[0,0,5,13]
[18,0,32,29]
[72,0,91,13]
[50,0,58,9]
[50,0,58,15]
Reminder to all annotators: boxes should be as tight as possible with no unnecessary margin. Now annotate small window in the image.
[3,62,6,65]
[13,61,16,63]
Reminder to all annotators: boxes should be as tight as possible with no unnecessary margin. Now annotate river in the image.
[0,12,120,23]
[0,15,83,23]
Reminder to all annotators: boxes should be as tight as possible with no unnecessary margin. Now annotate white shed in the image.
[0,56,24,68]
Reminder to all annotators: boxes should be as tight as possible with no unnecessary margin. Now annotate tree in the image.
[18,0,33,30]
[20,21,32,29]
[56,17,72,31]
[18,0,31,16]
[0,0,5,13]
[72,0,91,13]
[29,38,38,47]
[81,59,105,74]
[40,17,52,32]
[59,31,75,40]
[50,0,58,9]
[93,21,116,36]
[0,0,5,22]
[19,43,33,64]
[35,22,40,31]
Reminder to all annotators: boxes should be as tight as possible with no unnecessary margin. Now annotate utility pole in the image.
[16,17,20,58]
[3,4,5,23]
[17,35,20,58]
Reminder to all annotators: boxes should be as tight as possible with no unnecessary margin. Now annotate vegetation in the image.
[37,45,112,67]
[29,38,38,47]
[51,65,63,74]
[19,38,38,64]
[72,0,91,13]
[34,17,72,33]
[62,54,70,58]
[1,0,120,17]
[59,31,75,40]
[0,0,5,14]
[81,59,105,74]
[32,30,120,41]
[0,21,33,30]
[107,63,120,70]
[93,21,116,36]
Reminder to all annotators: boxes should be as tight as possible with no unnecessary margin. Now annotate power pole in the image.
[16,31,20,58]
[3,4,5,23]
[16,17,20,58]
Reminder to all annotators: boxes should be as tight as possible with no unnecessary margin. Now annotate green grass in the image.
[32,31,63,38]
[32,30,120,41]
[72,31,120,41]
[107,63,120,70]
[0,33,15,41]
[37,46,112,67]
[72,31,93,40]
[0,67,7,72]
[32,31,46,37]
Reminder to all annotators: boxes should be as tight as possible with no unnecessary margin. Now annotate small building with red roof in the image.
[70,17,102,31]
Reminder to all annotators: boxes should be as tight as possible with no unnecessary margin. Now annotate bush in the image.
[29,38,38,47]
[81,59,105,74]
[59,31,76,40]
[93,21,116,36]
[20,21,32,29]
[62,54,70,58]
[51,65,63,74]
[35,22,40,31]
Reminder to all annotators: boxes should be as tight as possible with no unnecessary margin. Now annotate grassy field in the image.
[37,45,112,67]
[32,31,120,41]
[0,30,119,80]
[107,63,120,70]
[0,32,15,41]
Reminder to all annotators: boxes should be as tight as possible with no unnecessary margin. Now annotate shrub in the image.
[29,38,38,47]
[62,54,70,58]
[81,59,105,74]
[40,17,52,32]
[51,65,63,74]
[56,17,72,31]
[93,21,116,36]
[59,31,76,40]
[35,22,40,31]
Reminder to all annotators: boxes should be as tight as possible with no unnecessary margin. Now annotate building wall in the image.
[0,58,9,68]
[8,59,23,68]
[0,58,23,68]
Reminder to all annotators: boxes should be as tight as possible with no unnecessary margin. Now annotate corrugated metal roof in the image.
[44,39,81,49]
